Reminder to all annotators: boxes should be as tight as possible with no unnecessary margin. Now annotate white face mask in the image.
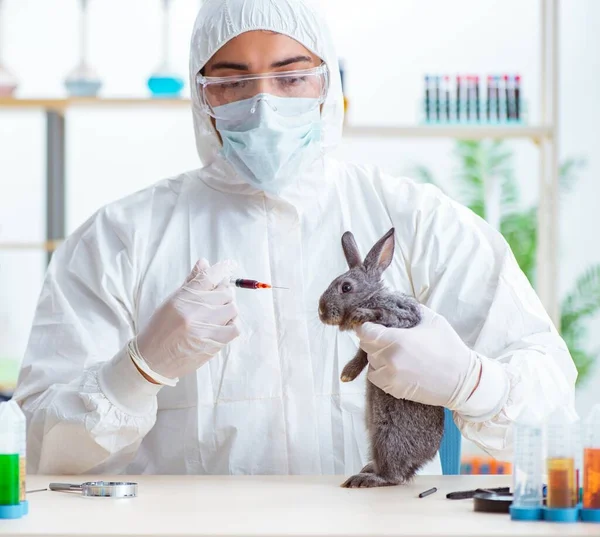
[214,94,323,194]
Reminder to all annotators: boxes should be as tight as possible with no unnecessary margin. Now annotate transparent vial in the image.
[546,406,578,509]
[584,404,600,510]
[512,415,543,509]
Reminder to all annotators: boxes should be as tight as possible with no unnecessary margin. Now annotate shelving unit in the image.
[0,0,560,325]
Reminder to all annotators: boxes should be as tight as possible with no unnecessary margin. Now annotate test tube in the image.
[486,76,497,123]
[582,404,600,522]
[456,75,463,123]
[434,75,441,123]
[424,75,431,122]
[0,401,26,519]
[494,75,502,122]
[575,418,583,504]
[444,76,451,122]
[510,408,544,520]
[544,406,579,522]
[514,74,521,121]
[474,75,480,122]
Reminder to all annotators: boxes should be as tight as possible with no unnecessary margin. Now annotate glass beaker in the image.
[509,407,543,520]
[64,0,102,97]
[147,0,184,98]
[0,0,18,97]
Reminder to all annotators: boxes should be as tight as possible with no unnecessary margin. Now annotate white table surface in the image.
[0,474,597,537]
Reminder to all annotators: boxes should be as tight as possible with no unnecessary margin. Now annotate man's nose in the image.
[256,78,271,95]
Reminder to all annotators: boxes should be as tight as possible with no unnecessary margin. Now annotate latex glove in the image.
[129,258,240,385]
[355,305,509,420]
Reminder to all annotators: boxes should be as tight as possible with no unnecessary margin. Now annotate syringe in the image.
[230,278,288,290]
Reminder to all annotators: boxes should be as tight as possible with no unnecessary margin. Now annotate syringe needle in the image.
[230,278,289,290]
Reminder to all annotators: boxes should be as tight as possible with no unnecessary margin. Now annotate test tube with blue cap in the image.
[544,406,579,523]
[509,407,544,521]
[0,401,28,519]
[582,404,600,522]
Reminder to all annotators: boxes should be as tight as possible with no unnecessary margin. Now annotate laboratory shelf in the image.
[0,98,552,140]
[0,241,61,251]
[0,97,191,111]
[343,124,553,141]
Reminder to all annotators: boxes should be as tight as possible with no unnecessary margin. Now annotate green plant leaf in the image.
[565,347,596,386]
[559,157,587,194]
[500,208,537,284]
[561,265,600,334]
[410,142,596,384]
[452,140,518,219]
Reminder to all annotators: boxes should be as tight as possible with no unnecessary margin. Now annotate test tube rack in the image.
[509,407,600,524]
[421,73,524,125]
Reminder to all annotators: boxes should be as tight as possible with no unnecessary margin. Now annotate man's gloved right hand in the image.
[129,258,240,385]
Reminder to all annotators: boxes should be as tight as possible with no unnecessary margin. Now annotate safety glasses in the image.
[196,63,329,120]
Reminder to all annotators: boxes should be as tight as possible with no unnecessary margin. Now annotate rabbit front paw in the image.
[360,462,375,473]
[341,472,398,488]
[341,360,365,382]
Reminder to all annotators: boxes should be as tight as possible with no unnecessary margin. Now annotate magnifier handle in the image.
[49,483,83,492]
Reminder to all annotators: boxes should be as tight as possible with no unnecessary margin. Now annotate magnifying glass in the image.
[49,481,138,498]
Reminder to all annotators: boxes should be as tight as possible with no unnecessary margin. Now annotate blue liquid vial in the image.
[147,73,185,98]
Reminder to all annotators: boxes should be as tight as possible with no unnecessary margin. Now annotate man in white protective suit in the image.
[14,0,576,476]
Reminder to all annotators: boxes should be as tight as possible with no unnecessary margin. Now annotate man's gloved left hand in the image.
[355,305,509,420]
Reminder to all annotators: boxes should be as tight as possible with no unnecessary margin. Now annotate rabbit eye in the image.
[341,283,352,293]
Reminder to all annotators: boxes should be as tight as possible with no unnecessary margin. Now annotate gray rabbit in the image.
[318,227,445,488]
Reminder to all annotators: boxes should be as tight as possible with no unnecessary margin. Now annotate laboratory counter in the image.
[0,474,596,537]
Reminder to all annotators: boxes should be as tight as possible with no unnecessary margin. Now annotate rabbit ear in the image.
[342,231,362,269]
[364,228,395,276]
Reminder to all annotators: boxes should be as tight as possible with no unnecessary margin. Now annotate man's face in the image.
[203,30,321,78]
[202,31,323,136]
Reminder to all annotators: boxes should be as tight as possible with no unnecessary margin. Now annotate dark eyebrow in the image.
[270,55,313,68]
[208,55,313,73]
[209,61,250,72]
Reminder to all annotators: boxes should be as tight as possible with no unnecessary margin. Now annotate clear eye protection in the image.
[196,63,329,121]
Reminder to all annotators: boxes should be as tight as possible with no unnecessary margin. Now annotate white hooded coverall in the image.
[13,0,576,475]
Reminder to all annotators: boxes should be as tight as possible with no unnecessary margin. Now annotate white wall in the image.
[1,0,598,428]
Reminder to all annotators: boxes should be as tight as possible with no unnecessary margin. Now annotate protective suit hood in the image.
[188,0,344,175]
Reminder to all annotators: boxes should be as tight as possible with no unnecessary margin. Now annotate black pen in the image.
[419,487,438,498]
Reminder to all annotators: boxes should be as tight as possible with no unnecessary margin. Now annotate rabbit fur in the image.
[318,227,445,488]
